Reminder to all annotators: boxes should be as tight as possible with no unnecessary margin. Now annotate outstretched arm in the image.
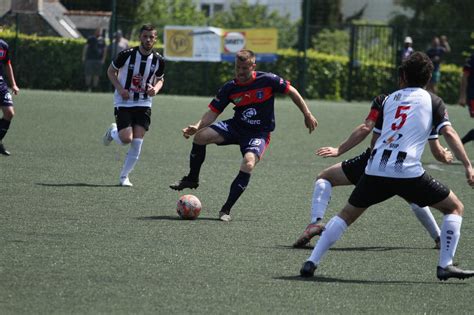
[287,85,318,133]
[182,109,220,139]
[5,61,19,95]
[440,125,474,186]
[317,119,375,157]
[428,139,453,164]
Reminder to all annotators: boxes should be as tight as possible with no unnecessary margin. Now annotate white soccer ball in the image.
[176,194,202,220]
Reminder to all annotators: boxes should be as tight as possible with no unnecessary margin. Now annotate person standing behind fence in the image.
[401,36,414,61]
[82,28,107,92]
[426,36,450,94]
[0,38,19,156]
[458,52,474,145]
[108,30,129,61]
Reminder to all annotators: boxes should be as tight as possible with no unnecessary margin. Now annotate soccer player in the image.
[102,24,165,187]
[170,49,318,222]
[0,38,19,156]
[292,94,453,249]
[458,52,474,144]
[300,52,474,281]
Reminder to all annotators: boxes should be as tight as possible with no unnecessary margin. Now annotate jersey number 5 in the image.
[391,105,411,130]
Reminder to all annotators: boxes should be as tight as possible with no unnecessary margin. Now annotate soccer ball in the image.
[176,194,202,220]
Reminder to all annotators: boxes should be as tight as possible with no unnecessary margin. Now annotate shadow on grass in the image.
[274,275,466,285]
[277,245,423,251]
[36,182,119,187]
[136,215,221,222]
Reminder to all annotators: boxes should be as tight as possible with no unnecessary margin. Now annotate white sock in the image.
[311,179,332,223]
[409,203,441,240]
[120,138,143,179]
[438,214,462,268]
[111,127,125,145]
[308,215,347,264]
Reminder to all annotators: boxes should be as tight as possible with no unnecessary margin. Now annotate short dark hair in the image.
[399,51,434,87]
[236,49,256,64]
[139,24,156,34]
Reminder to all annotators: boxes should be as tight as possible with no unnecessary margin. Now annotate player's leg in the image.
[461,129,474,144]
[400,173,474,280]
[218,133,269,222]
[170,123,226,191]
[218,152,257,222]
[300,174,395,277]
[117,108,150,187]
[293,150,369,248]
[0,91,15,156]
[408,203,441,248]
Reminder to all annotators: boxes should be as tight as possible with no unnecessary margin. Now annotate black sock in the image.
[188,143,206,181]
[221,171,251,214]
[0,118,11,141]
[461,129,474,144]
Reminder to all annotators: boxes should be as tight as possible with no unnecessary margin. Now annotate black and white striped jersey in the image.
[366,88,451,178]
[111,47,165,108]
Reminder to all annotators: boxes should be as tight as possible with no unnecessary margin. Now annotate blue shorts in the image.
[209,119,271,159]
[0,90,13,106]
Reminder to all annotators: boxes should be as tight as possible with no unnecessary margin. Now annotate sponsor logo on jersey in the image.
[131,74,145,92]
[241,108,261,125]
[383,133,403,147]
[249,138,262,146]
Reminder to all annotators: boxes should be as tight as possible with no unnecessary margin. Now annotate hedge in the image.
[0,31,463,103]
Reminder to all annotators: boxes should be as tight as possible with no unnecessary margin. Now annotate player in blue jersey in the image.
[0,39,19,156]
[458,52,474,144]
[170,49,318,221]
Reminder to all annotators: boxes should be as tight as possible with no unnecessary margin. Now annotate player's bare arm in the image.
[428,139,453,164]
[146,79,163,97]
[107,64,129,100]
[182,110,220,139]
[440,125,474,186]
[316,119,375,158]
[5,61,19,95]
[287,85,318,133]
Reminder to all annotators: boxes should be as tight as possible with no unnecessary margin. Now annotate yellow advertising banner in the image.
[222,28,278,54]
[164,28,194,58]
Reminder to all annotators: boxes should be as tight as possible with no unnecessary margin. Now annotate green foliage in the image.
[311,28,349,56]
[3,32,462,103]
[209,1,298,49]
[134,0,207,42]
[390,0,474,65]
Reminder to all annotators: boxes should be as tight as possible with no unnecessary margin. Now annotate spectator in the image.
[401,36,414,61]
[82,28,107,91]
[108,30,129,61]
[426,36,450,94]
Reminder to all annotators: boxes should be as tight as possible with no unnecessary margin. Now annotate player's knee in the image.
[120,135,133,144]
[452,200,464,216]
[3,108,14,120]
[241,159,256,173]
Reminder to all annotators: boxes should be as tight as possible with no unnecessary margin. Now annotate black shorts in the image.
[341,148,371,185]
[115,107,151,131]
[348,172,450,208]
[0,89,13,106]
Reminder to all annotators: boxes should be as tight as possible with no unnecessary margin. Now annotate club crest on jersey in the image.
[131,74,144,92]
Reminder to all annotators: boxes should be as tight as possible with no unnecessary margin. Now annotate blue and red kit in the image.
[208,71,290,134]
[0,39,11,93]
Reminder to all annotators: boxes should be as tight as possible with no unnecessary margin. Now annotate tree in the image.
[134,0,207,43]
[210,1,298,49]
[390,0,474,64]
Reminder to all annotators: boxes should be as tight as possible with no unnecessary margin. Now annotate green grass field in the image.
[1,90,474,314]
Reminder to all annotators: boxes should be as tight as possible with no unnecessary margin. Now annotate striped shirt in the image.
[111,47,165,108]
